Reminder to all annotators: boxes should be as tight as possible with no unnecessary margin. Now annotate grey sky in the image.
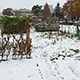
[0,0,66,12]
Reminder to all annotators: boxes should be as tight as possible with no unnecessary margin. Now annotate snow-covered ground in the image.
[0,25,80,80]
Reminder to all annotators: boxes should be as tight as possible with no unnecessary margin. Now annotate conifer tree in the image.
[42,3,51,18]
[32,5,42,16]
[54,3,63,19]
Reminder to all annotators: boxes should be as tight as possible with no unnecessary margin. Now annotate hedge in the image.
[1,15,31,34]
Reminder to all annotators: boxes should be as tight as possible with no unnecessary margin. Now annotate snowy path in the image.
[0,28,80,80]
[30,29,80,80]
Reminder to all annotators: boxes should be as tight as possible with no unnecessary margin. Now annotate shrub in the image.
[35,25,60,32]
[1,15,31,34]
[60,22,74,25]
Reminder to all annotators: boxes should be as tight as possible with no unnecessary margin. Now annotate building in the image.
[13,9,33,16]
[48,5,53,13]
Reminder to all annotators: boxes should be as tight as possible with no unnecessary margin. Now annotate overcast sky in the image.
[0,0,66,12]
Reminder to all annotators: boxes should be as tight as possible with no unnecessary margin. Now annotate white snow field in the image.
[0,25,80,80]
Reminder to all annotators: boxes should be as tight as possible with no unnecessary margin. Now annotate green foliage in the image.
[32,5,42,16]
[35,25,60,32]
[60,22,74,25]
[74,29,80,39]
[54,3,63,19]
[70,49,79,53]
[0,24,2,29]
[74,23,80,26]
[1,16,31,34]
[68,29,80,40]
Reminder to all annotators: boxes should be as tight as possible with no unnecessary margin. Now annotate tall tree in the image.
[74,0,80,16]
[62,0,76,20]
[74,0,80,34]
[2,8,13,16]
[32,5,42,16]
[42,3,51,18]
[54,3,63,19]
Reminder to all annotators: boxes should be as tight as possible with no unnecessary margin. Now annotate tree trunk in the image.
[76,16,79,35]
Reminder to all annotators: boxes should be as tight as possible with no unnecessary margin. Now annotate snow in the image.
[0,25,80,80]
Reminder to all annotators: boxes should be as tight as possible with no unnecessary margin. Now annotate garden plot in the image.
[0,25,80,80]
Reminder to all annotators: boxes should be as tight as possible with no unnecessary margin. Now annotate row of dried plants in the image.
[0,30,32,61]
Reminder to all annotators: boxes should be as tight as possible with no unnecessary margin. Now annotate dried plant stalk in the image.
[0,28,32,61]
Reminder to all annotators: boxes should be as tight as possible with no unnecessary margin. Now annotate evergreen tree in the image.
[42,3,51,18]
[32,5,42,16]
[54,3,63,19]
